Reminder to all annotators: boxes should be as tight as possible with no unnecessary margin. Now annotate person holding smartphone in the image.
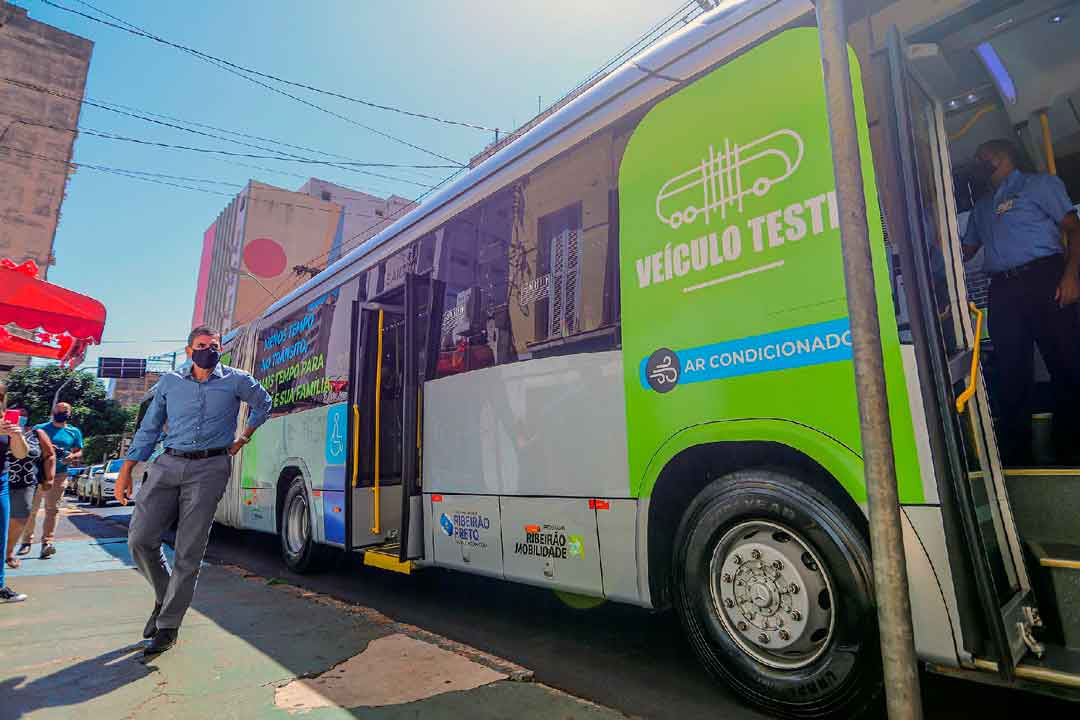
[17,402,82,559]
[0,383,31,603]
[5,408,53,570]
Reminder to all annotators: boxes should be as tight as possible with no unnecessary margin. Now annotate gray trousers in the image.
[128,452,231,630]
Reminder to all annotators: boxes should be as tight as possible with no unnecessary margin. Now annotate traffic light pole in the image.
[814,1,923,718]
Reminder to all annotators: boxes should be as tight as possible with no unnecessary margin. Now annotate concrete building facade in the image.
[192,178,415,333]
[0,1,92,375]
[107,371,162,408]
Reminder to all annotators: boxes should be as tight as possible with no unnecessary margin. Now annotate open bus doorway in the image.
[903,1,1080,471]
[866,0,1080,687]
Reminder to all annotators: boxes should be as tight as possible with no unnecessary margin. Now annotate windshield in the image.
[92,467,104,476]
[106,460,124,473]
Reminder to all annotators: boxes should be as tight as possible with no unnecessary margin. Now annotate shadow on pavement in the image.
[8,504,1072,720]
[0,645,151,719]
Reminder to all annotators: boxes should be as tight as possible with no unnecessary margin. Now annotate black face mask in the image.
[973,159,996,183]
[191,347,221,370]
[53,412,70,423]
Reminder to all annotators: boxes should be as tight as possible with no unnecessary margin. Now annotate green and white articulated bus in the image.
[160,1,1080,715]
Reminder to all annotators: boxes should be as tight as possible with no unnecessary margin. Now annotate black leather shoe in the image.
[143,603,162,639]
[144,628,178,656]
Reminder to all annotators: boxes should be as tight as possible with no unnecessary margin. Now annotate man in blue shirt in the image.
[963,139,1080,466]
[17,402,83,559]
[116,326,272,655]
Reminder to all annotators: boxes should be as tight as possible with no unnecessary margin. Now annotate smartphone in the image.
[3,409,21,426]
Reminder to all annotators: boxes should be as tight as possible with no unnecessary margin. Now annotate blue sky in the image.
[14,0,693,371]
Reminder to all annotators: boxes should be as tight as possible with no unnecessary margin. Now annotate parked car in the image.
[73,467,90,501]
[91,459,123,507]
[79,465,104,504]
[64,466,84,495]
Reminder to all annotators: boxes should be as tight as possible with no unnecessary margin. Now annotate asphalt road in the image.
[80,498,1074,719]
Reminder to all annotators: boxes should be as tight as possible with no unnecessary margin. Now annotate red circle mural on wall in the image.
[243,237,287,278]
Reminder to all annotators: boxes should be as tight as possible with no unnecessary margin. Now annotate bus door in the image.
[884,28,1037,674]
[345,274,444,556]
[346,291,405,550]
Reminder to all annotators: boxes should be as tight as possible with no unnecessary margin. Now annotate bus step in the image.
[363,544,412,575]
[1028,541,1080,650]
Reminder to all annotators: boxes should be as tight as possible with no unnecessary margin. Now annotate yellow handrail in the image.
[1039,111,1058,176]
[371,309,384,534]
[351,403,360,488]
[956,302,984,414]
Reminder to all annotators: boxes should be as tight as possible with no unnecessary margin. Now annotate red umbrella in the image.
[0,259,106,367]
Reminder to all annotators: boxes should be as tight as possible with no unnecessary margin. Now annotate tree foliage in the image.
[3,367,137,461]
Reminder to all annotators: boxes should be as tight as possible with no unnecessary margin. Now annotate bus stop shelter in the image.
[0,258,105,367]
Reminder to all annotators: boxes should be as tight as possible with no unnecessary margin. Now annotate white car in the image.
[92,459,123,506]
[80,464,104,504]
[129,447,163,504]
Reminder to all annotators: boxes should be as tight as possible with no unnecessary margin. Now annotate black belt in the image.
[990,254,1063,282]
[164,447,229,460]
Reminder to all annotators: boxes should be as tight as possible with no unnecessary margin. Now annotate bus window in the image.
[507,127,619,358]
[254,281,358,415]
[432,188,513,377]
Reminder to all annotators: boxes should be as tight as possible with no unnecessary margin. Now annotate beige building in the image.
[193,179,414,333]
[0,1,92,375]
[108,372,162,408]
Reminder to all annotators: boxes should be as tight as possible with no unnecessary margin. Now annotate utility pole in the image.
[814,1,923,718]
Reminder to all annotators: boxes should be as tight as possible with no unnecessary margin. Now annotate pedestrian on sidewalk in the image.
[6,408,55,570]
[116,326,272,656]
[17,402,82,560]
[1,383,31,603]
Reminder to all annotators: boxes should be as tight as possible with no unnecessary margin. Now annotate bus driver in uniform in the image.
[962,139,1080,467]
[115,326,272,655]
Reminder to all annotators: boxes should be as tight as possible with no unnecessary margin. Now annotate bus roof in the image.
[262,0,770,320]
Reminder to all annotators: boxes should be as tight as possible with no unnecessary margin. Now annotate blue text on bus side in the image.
[639,317,853,389]
[263,313,316,351]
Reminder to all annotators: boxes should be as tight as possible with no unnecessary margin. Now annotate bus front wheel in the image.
[279,477,322,573]
[673,469,881,719]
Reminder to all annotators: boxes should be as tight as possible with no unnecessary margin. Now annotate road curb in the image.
[215,562,536,683]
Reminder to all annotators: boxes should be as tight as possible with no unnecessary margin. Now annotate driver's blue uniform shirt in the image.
[125,363,272,462]
[962,169,1075,274]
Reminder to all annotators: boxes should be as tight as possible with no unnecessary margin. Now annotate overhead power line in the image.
[1,80,448,190]
[39,0,473,164]
[0,95,457,169]
[66,0,497,132]
[248,2,710,308]
[0,145,429,220]
[567,1,697,98]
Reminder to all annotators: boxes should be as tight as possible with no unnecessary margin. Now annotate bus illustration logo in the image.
[645,348,680,393]
[439,513,454,537]
[655,129,805,229]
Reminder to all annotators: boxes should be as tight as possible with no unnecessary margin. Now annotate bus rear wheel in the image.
[279,476,322,573]
[673,469,881,719]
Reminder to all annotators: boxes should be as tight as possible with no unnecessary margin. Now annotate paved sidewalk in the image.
[1,501,624,719]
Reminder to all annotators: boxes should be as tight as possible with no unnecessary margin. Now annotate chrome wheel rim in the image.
[285,492,309,556]
[708,520,836,670]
